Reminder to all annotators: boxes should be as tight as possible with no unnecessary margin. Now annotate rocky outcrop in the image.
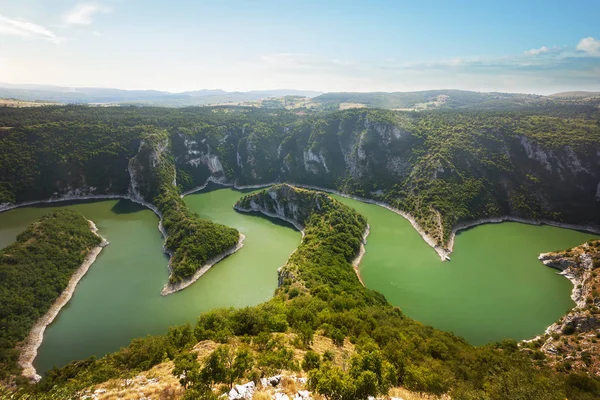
[527,240,600,375]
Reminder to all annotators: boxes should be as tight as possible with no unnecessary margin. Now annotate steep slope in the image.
[523,240,600,375]
[172,108,600,250]
[1,105,599,256]
[127,129,242,293]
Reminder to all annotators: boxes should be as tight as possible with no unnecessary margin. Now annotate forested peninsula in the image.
[0,210,104,383]
[127,128,242,293]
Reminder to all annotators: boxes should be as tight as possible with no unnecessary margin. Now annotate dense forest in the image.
[17,186,600,399]
[1,104,599,249]
[0,210,101,382]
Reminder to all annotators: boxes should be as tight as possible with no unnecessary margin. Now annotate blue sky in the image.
[0,0,599,94]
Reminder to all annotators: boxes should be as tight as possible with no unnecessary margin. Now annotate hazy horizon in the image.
[1,0,599,95]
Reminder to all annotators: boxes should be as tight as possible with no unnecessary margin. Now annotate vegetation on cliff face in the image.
[27,186,600,400]
[0,210,101,382]
[1,105,598,249]
[522,239,600,376]
[129,129,239,284]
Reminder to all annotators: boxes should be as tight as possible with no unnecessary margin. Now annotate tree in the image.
[172,352,200,389]
[200,345,254,389]
[302,351,321,372]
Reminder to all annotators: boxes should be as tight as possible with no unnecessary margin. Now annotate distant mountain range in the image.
[0,83,322,106]
[1,83,599,109]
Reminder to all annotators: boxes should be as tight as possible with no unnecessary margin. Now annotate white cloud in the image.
[63,2,111,26]
[524,46,549,56]
[0,14,61,43]
[576,37,600,56]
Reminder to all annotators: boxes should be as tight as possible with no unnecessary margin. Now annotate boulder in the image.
[295,390,311,399]
[269,375,282,387]
[228,381,255,399]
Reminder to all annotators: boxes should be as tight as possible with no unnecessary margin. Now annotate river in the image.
[0,190,300,374]
[333,195,598,345]
[0,187,596,373]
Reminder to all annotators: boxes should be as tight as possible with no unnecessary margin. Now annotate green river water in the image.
[0,188,597,374]
[0,190,300,374]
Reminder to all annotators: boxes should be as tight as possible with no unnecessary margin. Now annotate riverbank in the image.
[234,197,370,287]
[160,233,246,296]
[202,181,600,261]
[447,217,600,259]
[351,225,370,287]
[233,204,306,236]
[190,181,447,259]
[179,176,273,197]
[18,220,108,382]
[529,241,600,375]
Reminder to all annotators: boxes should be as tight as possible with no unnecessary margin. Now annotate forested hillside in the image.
[0,210,101,382]
[128,128,240,286]
[1,104,598,250]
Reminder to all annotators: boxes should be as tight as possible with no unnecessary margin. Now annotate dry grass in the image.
[82,335,444,400]
[192,339,220,359]
[90,361,184,400]
[388,387,451,400]
[0,99,60,107]
[252,392,273,400]
[339,102,367,110]
[280,376,298,395]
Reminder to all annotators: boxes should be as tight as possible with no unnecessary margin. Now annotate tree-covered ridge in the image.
[236,184,376,303]
[1,104,599,251]
[129,128,240,284]
[0,210,101,382]
[0,122,141,203]
[28,187,600,399]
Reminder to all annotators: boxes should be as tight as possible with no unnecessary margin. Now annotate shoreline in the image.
[350,225,370,287]
[233,204,306,236]
[5,180,599,265]
[187,181,449,260]
[160,233,246,296]
[234,202,371,287]
[18,220,108,382]
[446,217,600,257]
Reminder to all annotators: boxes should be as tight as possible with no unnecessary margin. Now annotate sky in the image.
[0,0,599,94]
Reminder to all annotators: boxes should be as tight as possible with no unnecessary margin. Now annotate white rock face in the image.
[295,390,311,399]
[563,145,590,175]
[596,182,600,202]
[518,135,553,173]
[180,134,225,177]
[303,148,329,174]
[228,381,255,399]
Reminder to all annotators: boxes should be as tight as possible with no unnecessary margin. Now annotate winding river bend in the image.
[0,190,300,374]
[333,195,599,345]
[0,187,597,373]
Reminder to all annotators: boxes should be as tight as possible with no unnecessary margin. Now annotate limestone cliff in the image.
[526,240,600,375]
[169,109,600,250]
[2,107,599,254]
[234,184,370,292]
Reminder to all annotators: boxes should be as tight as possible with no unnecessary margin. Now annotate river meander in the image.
[0,187,597,373]
[0,190,300,374]
[333,195,598,345]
